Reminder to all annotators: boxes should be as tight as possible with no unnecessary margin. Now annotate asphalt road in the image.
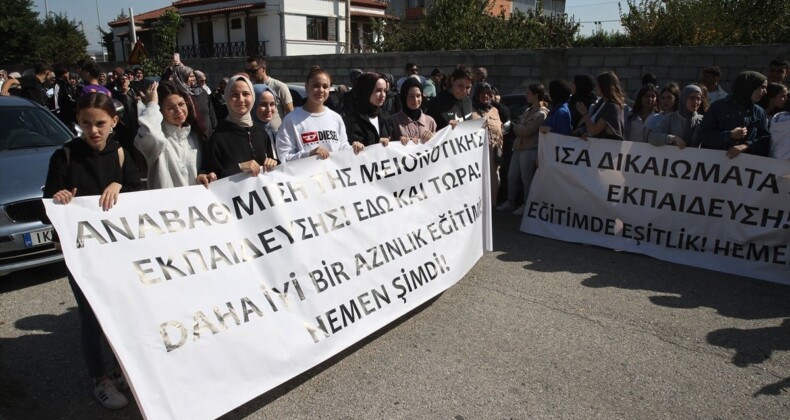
[1,213,788,419]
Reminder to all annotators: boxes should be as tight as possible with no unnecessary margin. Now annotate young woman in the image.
[758,82,788,118]
[203,75,277,179]
[252,84,280,160]
[699,71,770,158]
[277,67,359,161]
[648,84,704,149]
[541,79,573,136]
[172,64,217,137]
[345,72,393,148]
[625,84,659,142]
[644,82,680,138]
[427,65,474,130]
[471,82,505,207]
[498,83,548,215]
[43,93,142,410]
[388,77,437,144]
[568,74,598,130]
[135,81,211,189]
[575,71,625,141]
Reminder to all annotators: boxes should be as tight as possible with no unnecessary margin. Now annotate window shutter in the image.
[328,17,337,41]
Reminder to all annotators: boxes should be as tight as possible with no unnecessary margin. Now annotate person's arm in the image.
[0,78,20,95]
[279,81,294,115]
[577,102,610,137]
[133,83,167,162]
[513,109,546,138]
[647,113,677,146]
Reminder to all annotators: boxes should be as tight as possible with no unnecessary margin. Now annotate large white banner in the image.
[45,120,490,420]
[521,133,790,285]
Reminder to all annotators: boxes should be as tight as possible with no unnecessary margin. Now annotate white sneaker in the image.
[513,205,525,216]
[496,201,514,212]
[94,378,129,410]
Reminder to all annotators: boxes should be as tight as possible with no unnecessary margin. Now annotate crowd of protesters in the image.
[0,54,788,410]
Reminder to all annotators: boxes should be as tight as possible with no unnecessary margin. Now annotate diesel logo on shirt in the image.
[301,130,339,144]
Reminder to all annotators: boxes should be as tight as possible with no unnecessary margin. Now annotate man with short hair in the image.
[245,55,293,130]
[473,67,488,84]
[396,62,425,90]
[702,66,728,103]
[422,68,443,99]
[0,61,52,105]
[767,58,788,84]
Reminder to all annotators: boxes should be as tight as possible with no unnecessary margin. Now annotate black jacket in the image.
[44,137,141,198]
[427,90,473,130]
[203,120,276,179]
[344,109,394,146]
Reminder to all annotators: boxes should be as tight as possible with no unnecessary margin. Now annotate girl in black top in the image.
[203,75,278,179]
[344,72,393,148]
[43,93,141,410]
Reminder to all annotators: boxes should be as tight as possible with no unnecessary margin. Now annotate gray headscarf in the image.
[172,64,204,96]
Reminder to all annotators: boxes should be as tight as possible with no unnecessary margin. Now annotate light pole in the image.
[96,0,106,61]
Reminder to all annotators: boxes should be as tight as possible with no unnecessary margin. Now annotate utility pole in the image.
[345,0,351,53]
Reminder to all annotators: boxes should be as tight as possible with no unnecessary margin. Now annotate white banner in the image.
[521,133,790,285]
[45,120,490,420]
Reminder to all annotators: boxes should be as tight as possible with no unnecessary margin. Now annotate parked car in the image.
[0,96,72,276]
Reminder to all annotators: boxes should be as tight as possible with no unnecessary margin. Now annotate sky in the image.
[565,0,625,35]
[32,0,625,53]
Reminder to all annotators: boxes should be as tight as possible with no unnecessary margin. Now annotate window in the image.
[231,18,242,29]
[307,16,337,41]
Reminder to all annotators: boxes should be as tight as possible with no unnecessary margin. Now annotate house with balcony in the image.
[108,0,394,62]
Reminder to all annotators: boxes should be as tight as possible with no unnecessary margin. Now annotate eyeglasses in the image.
[246,67,265,75]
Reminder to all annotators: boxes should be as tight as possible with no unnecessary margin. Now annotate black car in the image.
[0,96,71,276]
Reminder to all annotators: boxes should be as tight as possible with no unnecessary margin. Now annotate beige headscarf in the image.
[224,75,255,128]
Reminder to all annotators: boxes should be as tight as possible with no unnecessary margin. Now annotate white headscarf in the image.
[224,75,255,128]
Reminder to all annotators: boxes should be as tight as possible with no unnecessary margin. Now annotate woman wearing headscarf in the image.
[252,84,280,151]
[648,84,704,149]
[203,75,278,179]
[568,74,598,130]
[344,72,394,148]
[471,82,505,207]
[388,77,437,144]
[172,64,217,137]
[699,71,770,158]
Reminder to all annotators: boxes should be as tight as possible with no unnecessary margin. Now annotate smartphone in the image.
[173,53,181,66]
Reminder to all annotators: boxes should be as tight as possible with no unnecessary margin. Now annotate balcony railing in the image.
[177,41,267,59]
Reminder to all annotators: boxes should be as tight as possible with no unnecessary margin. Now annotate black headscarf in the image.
[354,72,386,117]
[400,77,423,121]
[572,74,597,102]
[730,71,766,108]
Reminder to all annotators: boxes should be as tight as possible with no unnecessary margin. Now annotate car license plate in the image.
[23,229,54,247]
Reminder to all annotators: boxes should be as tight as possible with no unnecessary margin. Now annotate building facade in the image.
[108,0,393,62]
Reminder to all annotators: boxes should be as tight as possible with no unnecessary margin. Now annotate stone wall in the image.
[93,44,790,95]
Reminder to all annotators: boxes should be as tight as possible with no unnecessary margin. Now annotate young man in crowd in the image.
[245,55,293,130]
[0,61,52,106]
[702,66,728,103]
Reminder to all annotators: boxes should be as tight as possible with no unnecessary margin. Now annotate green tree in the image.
[0,0,41,64]
[375,0,578,52]
[99,27,116,62]
[36,13,89,65]
[142,9,182,76]
[619,0,790,46]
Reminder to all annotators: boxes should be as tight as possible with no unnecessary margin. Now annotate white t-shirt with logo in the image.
[276,106,351,162]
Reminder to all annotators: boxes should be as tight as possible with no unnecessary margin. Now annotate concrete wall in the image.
[97,44,789,95]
